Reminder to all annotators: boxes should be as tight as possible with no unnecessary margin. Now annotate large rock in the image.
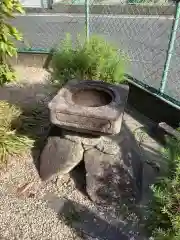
[48,81,129,135]
[84,123,143,205]
[39,130,84,180]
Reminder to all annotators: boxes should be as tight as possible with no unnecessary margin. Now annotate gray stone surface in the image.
[84,123,143,205]
[40,136,83,180]
[62,129,101,146]
[96,136,120,155]
[49,81,129,135]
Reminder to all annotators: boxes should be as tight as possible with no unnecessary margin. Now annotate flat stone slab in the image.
[158,122,180,140]
[48,81,129,135]
[39,127,84,180]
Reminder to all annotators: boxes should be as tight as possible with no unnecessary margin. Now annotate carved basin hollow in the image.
[48,80,129,135]
[72,89,112,107]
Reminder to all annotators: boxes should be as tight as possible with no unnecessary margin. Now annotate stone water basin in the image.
[48,80,129,135]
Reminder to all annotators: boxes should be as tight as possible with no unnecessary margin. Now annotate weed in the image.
[0,101,34,165]
[146,130,180,240]
[51,34,127,87]
[0,0,24,85]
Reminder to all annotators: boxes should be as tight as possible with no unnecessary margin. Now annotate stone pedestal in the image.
[39,80,141,205]
[40,123,143,205]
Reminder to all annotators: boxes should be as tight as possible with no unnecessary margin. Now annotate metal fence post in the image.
[85,0,90,40]
[160,1,180,94]
[47,0,53,9]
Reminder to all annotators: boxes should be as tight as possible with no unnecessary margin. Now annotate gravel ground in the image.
[0,66,95,240]
[0,192,82,240]
[0,66,164,240]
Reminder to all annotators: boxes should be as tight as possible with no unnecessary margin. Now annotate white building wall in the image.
[20,0,48,8]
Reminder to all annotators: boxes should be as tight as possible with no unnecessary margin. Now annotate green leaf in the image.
[51,34,127,86]
[14,2,25,14]
[0,0,24,85]
[6,45,17,57]
[7,25,23,40]
[0,42,7,53]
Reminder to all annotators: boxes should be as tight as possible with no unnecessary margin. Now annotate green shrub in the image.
[147,133,180,240]
[0,0,24,85]
[0,101,34,164]
[51,34,127,86]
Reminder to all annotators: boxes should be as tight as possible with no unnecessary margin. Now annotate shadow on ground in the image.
[70,161,88,197]
[44,194,131,240]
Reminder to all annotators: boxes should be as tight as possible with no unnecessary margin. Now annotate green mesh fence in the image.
[13,0,180,108]
[88,0,180,108]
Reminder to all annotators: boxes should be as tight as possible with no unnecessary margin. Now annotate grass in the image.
[0,101,34,165]
[146,132,180,240]
[51,34,128,87]
[0,101,22,130]
[0,101,50,166]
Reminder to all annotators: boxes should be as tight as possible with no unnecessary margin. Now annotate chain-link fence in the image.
[88,0,180,108]
[13,0,180,108]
